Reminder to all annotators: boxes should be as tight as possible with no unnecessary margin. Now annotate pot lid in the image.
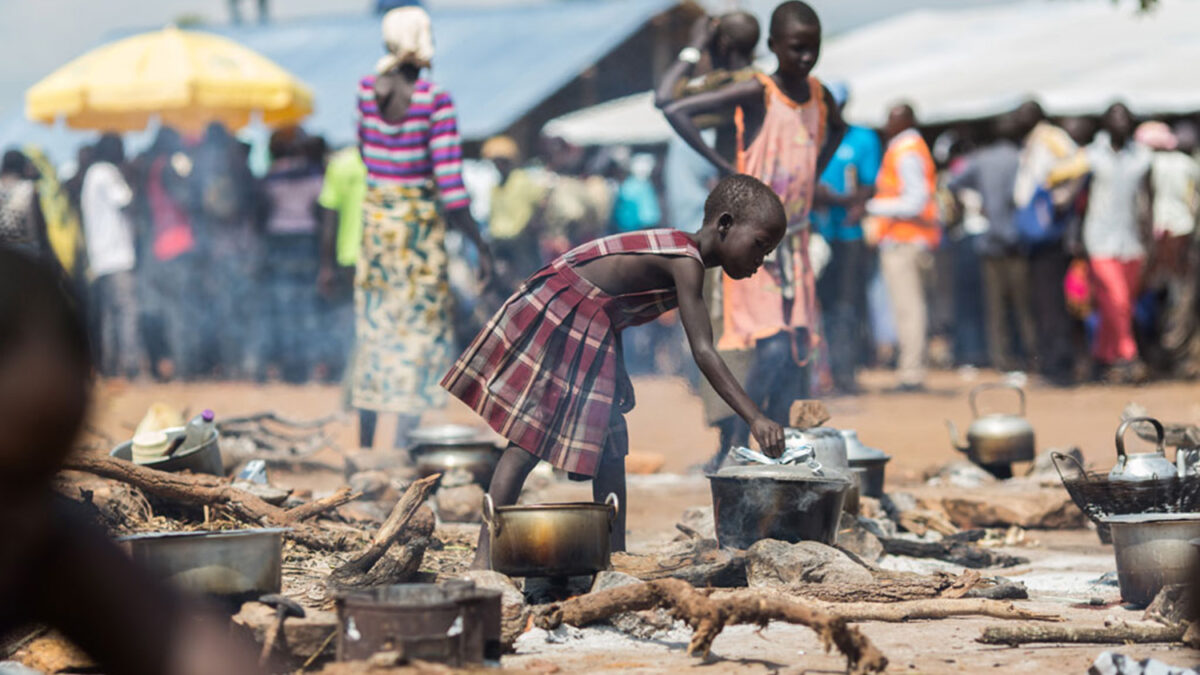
[1101,512,1200,525]
[840,430,890,460]
[408,424,483,444]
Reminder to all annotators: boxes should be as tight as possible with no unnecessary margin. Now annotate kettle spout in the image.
[945,419,969,453]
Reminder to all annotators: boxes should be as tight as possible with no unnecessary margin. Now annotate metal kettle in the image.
[1109,416,1176,482]
[945,383,1035,467]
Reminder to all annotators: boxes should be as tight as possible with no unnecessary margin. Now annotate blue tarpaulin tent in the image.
[2,0,675,162]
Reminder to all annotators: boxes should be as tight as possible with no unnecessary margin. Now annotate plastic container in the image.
[181,410,215,455]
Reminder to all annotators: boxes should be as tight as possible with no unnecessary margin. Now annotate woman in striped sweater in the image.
[352,6,492,451]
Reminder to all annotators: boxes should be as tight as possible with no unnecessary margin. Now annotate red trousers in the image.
[1088,257,1143,364]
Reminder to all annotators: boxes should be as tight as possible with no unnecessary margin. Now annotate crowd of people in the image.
[0,2,1196,445]
[0,125,354,385]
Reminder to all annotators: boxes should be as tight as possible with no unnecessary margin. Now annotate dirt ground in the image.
[82,369,1200,674]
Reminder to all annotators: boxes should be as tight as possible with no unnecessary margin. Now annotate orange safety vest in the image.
[873,131,940,247]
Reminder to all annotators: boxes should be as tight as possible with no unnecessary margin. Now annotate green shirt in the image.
[317,147,367,267]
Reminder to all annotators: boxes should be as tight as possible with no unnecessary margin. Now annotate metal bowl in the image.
[119,527,287,600]
[111,426,224,476]
[1103,513,1200,607]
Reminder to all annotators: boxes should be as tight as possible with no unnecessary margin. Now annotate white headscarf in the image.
[375,7,435,74]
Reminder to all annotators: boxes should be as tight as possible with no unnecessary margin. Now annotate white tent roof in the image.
[541,91,671,146]
[824,0,1200,127]
[542,0,1198,145]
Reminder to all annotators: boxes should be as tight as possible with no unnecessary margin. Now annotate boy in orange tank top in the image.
[663,1,846,467]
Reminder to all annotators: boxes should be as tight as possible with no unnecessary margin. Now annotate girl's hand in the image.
[751,416,785,458]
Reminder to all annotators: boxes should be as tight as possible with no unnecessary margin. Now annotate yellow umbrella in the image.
[25,25,313,134]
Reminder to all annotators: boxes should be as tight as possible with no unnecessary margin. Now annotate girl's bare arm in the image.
[670,257,784,455]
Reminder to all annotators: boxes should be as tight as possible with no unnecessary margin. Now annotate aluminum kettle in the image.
[945,383,1035,466]
[1109,416,1176,482]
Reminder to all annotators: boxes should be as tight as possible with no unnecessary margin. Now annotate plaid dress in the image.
[442,229,702,477]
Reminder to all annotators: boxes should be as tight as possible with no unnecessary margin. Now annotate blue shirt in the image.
[811,125,882,242]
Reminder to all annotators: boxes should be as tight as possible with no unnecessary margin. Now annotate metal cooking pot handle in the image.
[968,382,1026,418]
[1051,451,1089,484]
[1116,416,1166,461]
[482,493,499,536]
[604,493,620,528]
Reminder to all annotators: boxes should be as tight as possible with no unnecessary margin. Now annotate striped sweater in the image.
[356,75,469,210]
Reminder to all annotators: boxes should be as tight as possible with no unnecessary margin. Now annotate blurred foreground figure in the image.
[0,247,259,675]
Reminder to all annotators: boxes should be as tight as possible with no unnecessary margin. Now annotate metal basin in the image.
[119,528,286,600]
[708,467,850,549]
[1104,513,1200,607]
[483,494,617,578]
[410,441,502,488]
[111,426,224,476]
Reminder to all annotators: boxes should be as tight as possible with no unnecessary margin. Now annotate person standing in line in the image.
[23,146,82,275]
[318,143,368,384]
[132,128,203,381]
[664,1,846,464]
[480,135,546,292]
[1080,103,1153,383]
[1013,102,1089,384]
[864,103,940,392]
[947,113,1037,374]
[259,130,325,384]
[1134,120,1200,375]
[353,6,491,452]
[811,82,881,394]
[81,134,141,379]
[193,123,261,380]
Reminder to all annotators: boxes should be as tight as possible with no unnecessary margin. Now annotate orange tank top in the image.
[719,73,825,352]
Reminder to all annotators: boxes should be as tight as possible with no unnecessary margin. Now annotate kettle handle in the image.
[968,382,1026,418]
[1115,416,1166,462]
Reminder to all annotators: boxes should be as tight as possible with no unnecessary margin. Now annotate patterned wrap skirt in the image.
[352,182,453,413]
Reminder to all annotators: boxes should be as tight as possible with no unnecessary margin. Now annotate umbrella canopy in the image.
[25,25,313,133]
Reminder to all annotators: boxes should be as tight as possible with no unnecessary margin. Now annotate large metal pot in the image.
[946,383,1035,468]
[409,425,502,488]
[111,426,224,476]
[119,528,286,600]
[708,466,850,549]
[1103,513,1200,607]
[482,494,618,577]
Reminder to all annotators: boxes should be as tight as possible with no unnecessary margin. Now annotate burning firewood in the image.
[534,578,888,674]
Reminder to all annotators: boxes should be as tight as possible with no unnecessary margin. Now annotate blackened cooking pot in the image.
[483,493,618,577]
[708,466,850,549]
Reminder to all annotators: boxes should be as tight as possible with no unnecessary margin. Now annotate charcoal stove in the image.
[335,581,501,665]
